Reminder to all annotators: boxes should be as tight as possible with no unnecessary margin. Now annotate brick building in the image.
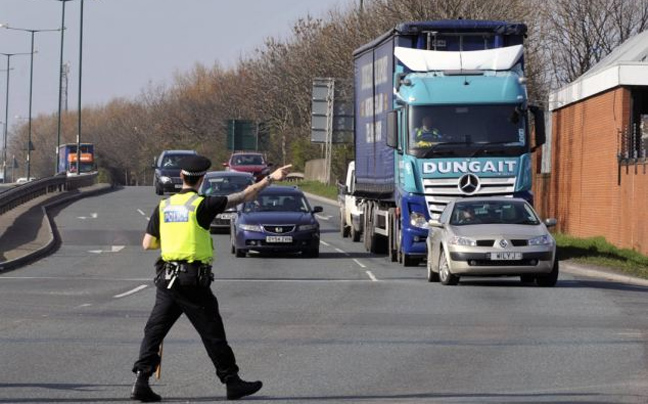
[534,31,648,255]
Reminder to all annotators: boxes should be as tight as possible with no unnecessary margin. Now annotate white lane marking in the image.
[320,240,331,247]
[88,245,125,254]
[366,271,378,282]
[114,284,148,299]
[76,303,92,308]
[335,248,350,256]
[352,259,367,268]
[315,214,332,221]
[137,209,146,216]
[91,213,98,219]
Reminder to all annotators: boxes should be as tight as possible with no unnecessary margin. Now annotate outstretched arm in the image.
[226,164,292,209]
[142,233,160,250]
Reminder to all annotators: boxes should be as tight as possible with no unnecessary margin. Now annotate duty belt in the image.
[163,261,213,289]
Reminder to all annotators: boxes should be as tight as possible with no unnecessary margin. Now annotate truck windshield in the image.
[408,105,526,157]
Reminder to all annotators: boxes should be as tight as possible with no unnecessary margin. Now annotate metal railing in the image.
[0,172,97,215]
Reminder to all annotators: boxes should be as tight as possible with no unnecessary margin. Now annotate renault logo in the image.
[499,239,509,248]
[458,174,480,195]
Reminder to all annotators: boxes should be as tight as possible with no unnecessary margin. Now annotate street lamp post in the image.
[1,25,61,181]
[0,52,31,184]
[76,0,85,176]
[56,0,73,175]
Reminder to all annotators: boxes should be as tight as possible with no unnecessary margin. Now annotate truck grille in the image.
[422,176,516,220]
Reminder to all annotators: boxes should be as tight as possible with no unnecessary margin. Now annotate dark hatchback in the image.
[230,186,322,257]
[153,150,197,195]
[199,171,255,232]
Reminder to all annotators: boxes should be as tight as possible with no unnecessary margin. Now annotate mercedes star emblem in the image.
[458,174,480,195]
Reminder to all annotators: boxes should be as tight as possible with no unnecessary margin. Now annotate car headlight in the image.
[528,235,553,246]
[449,236,477,247]
[410,212,429,229]
[238,224,262,232]
[159,176,172,184]
[298,224,318,231]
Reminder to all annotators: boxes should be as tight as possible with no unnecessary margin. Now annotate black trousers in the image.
[132,284,239,383]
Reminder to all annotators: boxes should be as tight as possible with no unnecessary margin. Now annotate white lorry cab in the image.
[338,161,363,242]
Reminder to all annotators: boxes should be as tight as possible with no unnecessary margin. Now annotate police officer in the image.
[131,155,291,402]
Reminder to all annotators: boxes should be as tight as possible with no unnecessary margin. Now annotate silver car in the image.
[426,197,558,287]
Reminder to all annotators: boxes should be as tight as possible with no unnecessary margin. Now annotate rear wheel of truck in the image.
[339,209,349,238]
[351,226,361,242]
[388,208,398,262]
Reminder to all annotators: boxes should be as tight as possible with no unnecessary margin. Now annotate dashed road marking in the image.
[76,303,92,308]
[137,209,146,216]
[366,271,378,282]
[114,284,148,299]
[320,240,331,247]
[315,214,332,221]
[353,259,367,268]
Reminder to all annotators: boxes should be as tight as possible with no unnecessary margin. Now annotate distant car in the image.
[223,152,272,182]
[152,150,197,195]
[426,197,559,287]
[230,186,322,258]
[198,171,255,232]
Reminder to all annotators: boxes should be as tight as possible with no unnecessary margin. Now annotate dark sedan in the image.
[230,186,322,257]
[199,171,255,232]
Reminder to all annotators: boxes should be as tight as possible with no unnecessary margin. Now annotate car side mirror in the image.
[313,206,324,213]
[428,220,444,228]
[386,110,398,149]
[544,218,557,228]
[529,105,546,151]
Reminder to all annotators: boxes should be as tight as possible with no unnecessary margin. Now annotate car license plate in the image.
[217,213,236,220]
[491,252,523,260]
[174,184,182,189]
[266,236,292,243]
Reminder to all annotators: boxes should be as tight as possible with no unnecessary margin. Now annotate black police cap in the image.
[180,155,211,177]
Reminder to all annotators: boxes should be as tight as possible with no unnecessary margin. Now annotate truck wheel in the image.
[351,226,361,242]
[388,208,397,262]
[339,210,349,238]
[536,260,559,287]
[402,254,419,267]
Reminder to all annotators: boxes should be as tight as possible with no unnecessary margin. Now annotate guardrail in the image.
[0,173,97,215]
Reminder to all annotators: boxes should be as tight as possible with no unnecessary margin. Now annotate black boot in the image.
[225,375,263,400]
[131,371,161,402]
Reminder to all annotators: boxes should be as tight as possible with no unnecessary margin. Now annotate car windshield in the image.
[243,194,311,213]
[449,200,540,226]
[408,104,525,157]
[232,155,264,166]
[161,155,187,169]
[200,176,254,196]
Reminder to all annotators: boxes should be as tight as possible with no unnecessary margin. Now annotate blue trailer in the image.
[352,20,545,266]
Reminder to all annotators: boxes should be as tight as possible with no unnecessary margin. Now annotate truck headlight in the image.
[410,212,429,229]
[159,176,172,184]
[239,224,262,232]
[528,235,553,246]
[449,236,477,247]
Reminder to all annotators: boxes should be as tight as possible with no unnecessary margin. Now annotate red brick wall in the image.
[533,88,648,255]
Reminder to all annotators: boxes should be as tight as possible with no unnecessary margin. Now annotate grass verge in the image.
[277,180,338,201]
[555,233,648,279]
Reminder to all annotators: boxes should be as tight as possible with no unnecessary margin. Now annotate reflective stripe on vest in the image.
[159,192,213,263]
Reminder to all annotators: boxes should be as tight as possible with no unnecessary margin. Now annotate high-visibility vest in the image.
[416,127,441,139]
[159,192,213,263]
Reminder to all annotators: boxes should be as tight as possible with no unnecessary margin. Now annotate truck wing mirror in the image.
[387,110,398,149]
[529,105,546,150]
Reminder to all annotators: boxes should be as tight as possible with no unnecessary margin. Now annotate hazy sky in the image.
[0,0,352,126]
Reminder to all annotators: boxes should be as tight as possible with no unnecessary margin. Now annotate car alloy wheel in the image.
[439,251,459,286]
